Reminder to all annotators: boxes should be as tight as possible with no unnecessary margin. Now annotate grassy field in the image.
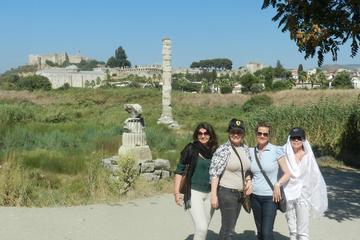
[0,88,359,206]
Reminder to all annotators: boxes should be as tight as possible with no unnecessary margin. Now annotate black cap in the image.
[227,118,245,132]
[289,127,306,139]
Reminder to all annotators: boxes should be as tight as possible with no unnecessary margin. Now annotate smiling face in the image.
[197,128,210,145]
[290,136,304,151]
[229,129,244,146]
[256,126,270,147]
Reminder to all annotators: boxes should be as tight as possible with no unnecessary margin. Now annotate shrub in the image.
[17,75,52,91]
[109,155,138,195]
[272,80,293,91]
[242,94,273,112]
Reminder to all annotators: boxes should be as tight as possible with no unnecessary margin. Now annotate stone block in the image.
[154,159,170,170]
[161,170,170,179]
[154,170,162,176]
[140,161,155,173]
[118,145,152,164]
[140,173,160,181]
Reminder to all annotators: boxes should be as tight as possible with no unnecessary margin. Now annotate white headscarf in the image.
[284,136,328,216]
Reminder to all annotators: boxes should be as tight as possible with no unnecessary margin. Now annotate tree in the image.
[190,58,233,70]
[332,71,352,88]
[240,73,262,93]
[297,64,303,76]
[262,0,360,66]
[254,67,274,90]
[17,75,52,91]
[106,46,131,68]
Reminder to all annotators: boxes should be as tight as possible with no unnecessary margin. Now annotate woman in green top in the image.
[174,122,218,240]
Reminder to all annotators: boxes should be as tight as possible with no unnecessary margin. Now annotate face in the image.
[229,129,244,146]
[256,126,270,146]
[290,136,303,151]
[197,128,210,145]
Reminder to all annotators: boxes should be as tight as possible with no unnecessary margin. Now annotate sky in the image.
[0,0,358,74]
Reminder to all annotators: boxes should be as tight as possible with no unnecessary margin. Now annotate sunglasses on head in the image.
[198,131,210,136]
[290,136,303,141]
[256,131,269,137]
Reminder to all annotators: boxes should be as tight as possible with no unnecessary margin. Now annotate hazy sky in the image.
[0,0,358,73]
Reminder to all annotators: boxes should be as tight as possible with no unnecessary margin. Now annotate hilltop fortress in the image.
[28,53,92,67]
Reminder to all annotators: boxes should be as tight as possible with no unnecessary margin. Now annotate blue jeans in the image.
[218,186,243,240]
[251,194,277,240]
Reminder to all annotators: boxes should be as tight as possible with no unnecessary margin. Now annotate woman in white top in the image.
[283,128,328,240]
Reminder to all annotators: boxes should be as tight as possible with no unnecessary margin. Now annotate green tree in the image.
[190,58,232,70]
[297,64,303,76]
[17,75,52,91]
[254,67,274,90]
[332,71,352,88]
[262,0,360,66]
[240,73,262,93]
[106,46,131,68]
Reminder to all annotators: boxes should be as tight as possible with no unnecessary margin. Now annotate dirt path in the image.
[0,168,359,240]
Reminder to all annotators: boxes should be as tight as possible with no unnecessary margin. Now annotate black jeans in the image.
[218,186,243,240]
[251,194,277,240]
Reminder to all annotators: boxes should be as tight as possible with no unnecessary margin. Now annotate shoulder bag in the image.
[231,145,252,214]
[253,148,287,213]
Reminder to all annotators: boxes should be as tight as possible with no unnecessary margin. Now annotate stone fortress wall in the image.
[107,65,162,79]
[36,65,106,89]
[28,53,92,66]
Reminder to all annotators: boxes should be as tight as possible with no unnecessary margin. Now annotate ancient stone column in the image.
[157,38,179,128]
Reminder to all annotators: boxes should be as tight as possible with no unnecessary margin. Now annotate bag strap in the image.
[253,147,274,191]
[230,144,246,188]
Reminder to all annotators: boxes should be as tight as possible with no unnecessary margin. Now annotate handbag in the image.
[253,148,287,213]
[231,145,252,214]
[179,164,189,194]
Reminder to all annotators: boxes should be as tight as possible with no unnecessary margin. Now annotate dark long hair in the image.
[192,122,218,152]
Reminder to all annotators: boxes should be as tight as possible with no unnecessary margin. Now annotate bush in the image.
[242,94,273,112]
[109,155,138,195]
[250,83,265,93]
[272,80,293,91]
[220,85,233,94]
[17,75,52,91]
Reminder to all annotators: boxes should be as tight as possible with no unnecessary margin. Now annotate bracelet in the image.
[174,193,180,196]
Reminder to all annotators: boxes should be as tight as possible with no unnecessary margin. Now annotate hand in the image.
[211,194,219,209]
[174,193,183,206]
[244,180,253,196]
[272,183,281,202]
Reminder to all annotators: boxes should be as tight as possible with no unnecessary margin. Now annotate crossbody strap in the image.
[230,144,246,187]
[254,148,274,191]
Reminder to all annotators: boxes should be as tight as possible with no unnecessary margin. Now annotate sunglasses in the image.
[230,130,244,135]
[198,131,210,136]
[290,136,303,141]
[256,131,269,137]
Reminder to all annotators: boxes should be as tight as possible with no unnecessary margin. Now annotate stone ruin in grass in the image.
[102,103,171,180]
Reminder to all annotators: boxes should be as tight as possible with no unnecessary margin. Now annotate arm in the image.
[210,177,219,209]
[273,156,291,202]
[244,170,253,195]
[174,173,183,206]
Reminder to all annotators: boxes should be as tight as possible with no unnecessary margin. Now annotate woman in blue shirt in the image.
[249,122,290,240]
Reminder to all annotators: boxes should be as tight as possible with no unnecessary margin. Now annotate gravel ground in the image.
[0,168,358,240]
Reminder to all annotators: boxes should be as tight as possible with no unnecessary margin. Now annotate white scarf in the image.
[284,137,328,216]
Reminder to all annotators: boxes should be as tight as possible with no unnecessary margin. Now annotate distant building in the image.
[351,77,360,89]
[28,53,92,68]
[244,62,266,74]
[36,65,106,89]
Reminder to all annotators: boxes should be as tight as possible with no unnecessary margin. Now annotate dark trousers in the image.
[251,194,277,240]
[218,186,243,240]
